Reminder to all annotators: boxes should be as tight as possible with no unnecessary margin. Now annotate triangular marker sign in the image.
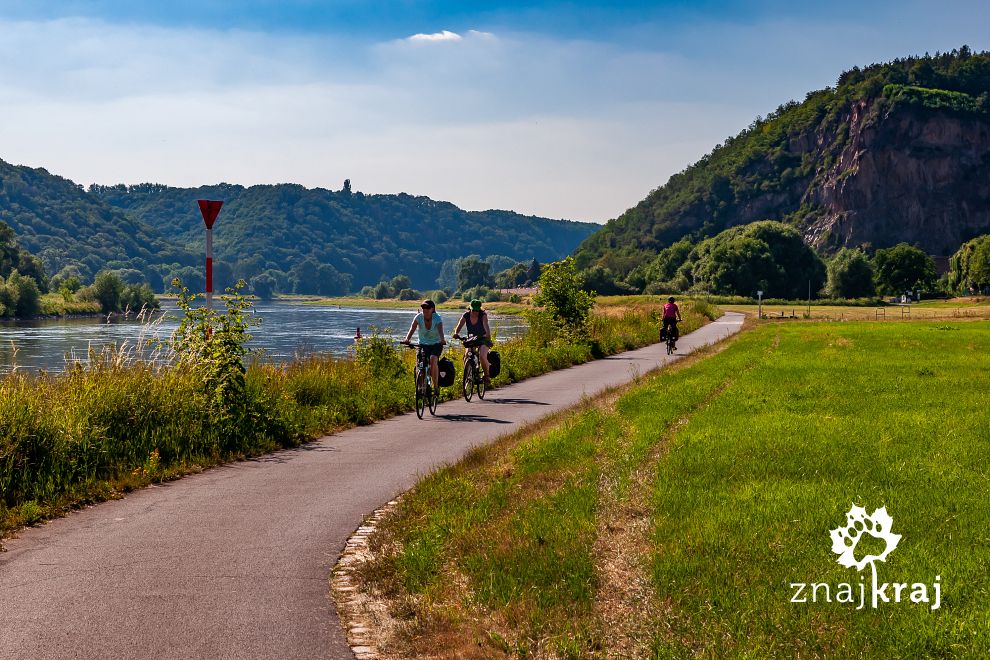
[197,200,223,229]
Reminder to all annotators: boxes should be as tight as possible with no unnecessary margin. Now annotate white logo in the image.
[790,505,940,610]
[830,505,900,571]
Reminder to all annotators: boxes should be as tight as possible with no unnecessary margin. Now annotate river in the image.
[0,301,528,374]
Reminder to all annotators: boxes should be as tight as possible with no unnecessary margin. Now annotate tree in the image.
[581,265,636,295]
[93,270,125,313]
[5,270,41,317]
[526,259,541,285]
[826,248,876,298]
[948,234,990,294]
[250,273,277,300]
[342,179,352,196]
[873,243,937,295]
[456,256,493,292]
[494,262,528,289]
[532,257,595,330]
[389,274,412,294]
[635,238,693,292]
[685,221,826,298]
[120,283,160,312]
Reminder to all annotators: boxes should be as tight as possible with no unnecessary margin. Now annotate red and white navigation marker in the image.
[197,200,223,310]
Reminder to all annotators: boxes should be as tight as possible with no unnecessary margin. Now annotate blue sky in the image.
[0,1,987,222]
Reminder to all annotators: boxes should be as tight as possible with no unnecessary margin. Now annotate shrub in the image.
[93,271,125,313]
[826,248,876,298]
[397,288,420,301]
[120,283,159,313]
[431,290,449,304]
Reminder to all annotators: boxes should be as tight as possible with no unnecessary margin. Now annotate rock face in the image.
[805,101,990,255]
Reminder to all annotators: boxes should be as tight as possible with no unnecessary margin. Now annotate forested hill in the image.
[92,182,596,292]
[0,160,195,282]
[0,155,595,293]
[575,47,990,286]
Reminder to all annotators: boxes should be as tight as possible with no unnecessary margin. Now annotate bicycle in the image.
[662,322,678,355]
[403,342,439,418]
[454,334,486,401]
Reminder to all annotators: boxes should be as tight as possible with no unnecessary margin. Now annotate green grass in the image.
[0,298,713,541]
[648,322,990,657]
[38,293,101,316]
[360,321,990,657]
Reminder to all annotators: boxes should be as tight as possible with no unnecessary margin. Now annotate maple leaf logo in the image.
[829,504,901,571]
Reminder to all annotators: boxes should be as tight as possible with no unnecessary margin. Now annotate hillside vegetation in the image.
[575,47,990,290]
[92,182,596,292]
[0,158,594,295]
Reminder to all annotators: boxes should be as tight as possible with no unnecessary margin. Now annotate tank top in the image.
[461,310,487,337]
[415,312,443,344]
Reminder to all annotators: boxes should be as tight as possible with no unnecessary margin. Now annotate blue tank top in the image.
[415,312,443,344]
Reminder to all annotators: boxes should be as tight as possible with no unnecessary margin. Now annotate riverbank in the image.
[299,294,530,315]
[0,297,717,543]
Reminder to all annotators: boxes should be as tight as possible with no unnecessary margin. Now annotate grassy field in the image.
[358,320,990,657]
[0,297,714,542]
[722,301,990,321]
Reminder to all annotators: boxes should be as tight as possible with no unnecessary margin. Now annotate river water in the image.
[0,302,528,374]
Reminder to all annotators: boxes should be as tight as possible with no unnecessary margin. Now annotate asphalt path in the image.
[0,313,743,659]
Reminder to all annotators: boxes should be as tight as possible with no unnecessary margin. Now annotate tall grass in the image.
[0,298,712,539]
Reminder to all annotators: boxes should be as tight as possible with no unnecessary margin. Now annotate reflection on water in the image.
[0,302,528,374]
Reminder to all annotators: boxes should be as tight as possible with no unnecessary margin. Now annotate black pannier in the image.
[487,351,501,378]
[438,357,456,387]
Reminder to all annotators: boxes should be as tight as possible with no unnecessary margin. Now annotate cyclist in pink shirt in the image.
[661,296,683,348]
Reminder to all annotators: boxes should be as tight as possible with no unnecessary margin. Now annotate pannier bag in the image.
[438,357,456,387]
[487,351,501,378]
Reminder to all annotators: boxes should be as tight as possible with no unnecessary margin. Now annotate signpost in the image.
[757,290,763,319]
[197,200,223,310]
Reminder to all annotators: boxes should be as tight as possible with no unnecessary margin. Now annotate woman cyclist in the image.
[452,298,493,386]
[661,296,683,349]
[401,299,446,394]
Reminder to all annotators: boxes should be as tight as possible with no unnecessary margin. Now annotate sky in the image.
[0,1,988,223]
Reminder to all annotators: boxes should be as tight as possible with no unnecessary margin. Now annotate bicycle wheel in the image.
[462,360,474,402]
[415,368,426,419]
[477,371,486,400]
[667,339,674,355]
[428,380,439,415]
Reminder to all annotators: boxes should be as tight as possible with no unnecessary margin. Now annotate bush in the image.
[4,271,41,318]
[431,290,449,304]
[250,273,277,300]
[120,283,159,313]
[397,288,420,301]
[373,281,392,300]
[93,271,125,313]
[484,290,501,303]
[826,248,876,298]
[530,257,595,340]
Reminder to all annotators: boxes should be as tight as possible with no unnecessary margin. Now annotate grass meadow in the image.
[358,320,990,657]
[0,298,714,542]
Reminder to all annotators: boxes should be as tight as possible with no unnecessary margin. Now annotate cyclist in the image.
[661,296,683,349]
[452,298,493,385]
[401,299,446,393]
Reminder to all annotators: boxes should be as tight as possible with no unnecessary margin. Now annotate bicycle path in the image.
[0,313,744,659]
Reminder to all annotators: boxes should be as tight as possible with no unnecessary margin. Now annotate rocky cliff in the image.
[805,100,990,255]
[574,48,990,280]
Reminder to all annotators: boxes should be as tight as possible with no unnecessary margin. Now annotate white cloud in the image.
[407,30,462,43]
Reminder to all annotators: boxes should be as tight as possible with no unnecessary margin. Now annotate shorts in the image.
[420,343,443,359]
